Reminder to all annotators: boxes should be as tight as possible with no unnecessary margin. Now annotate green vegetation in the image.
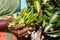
[9,0,60,39]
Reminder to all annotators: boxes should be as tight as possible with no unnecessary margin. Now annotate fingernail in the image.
[28,31,31,34]
[25,35,28,38]
[29,27,32,30]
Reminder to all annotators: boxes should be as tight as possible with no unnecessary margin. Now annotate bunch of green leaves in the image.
[26,0,60,38]
[8,0,41,29]
[42,0,60,37]
[41,0,60,37]
[12,7,38,27]
[12,0,41,27]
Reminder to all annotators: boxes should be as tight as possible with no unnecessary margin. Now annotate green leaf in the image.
[26,13,38,25]
[42,0,50,4]
[36,17,43,25]
[42,15,48,20]
[49,12,58,24]
[46,30,60,37]
[20,8,27,17]
[44,10,52,17]
[34,1,41,13]
[28,13,38,24]
[25,9,33,20]
[54,0,60,6]
[44,24,53,32]
[19,18,24,24]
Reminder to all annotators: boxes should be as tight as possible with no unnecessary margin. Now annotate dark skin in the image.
[0,17,35,38]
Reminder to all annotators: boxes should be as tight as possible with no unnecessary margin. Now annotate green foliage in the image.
[9,0,60,38]
[26,0,60,38]
[34,1,41,13]
[11,7,39,27]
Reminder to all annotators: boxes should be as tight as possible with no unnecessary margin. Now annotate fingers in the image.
[20,31,31,37]
[17,28,29,35]
[11,27,29,35]
[18,27,32,38]
[9,23,35,31]
[24,31,31,38]
[9,23,35,38]
[14,24,25,30]
[11,27,32,37]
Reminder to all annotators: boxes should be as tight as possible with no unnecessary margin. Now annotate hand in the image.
[0,17,35,38]
[8,23,35,38]
[8,16,35,38]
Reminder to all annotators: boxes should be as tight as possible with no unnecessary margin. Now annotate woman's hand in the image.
[8,16,35,38]
[8,23,34,38]
[0,17,35,38]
